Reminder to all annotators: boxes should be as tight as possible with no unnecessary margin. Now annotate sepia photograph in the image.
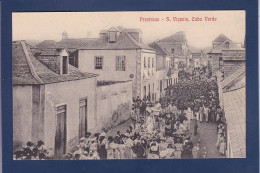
[12,11,246,160]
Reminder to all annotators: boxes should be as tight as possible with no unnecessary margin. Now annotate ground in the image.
[189,120,225,158]
[107,118,225,159]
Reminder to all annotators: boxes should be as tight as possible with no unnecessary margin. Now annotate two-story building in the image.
[76,27,157,100]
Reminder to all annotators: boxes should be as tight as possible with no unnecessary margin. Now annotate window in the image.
[109,31,116,43]
[144,57,146,67]
[152,58,154,68]
[116,56,126,71]
[148,57,150,68]
[69,56,78,68]
[62,56,68,74]
[171,48,175,54]
[95,56,103,69]
[225,42,229,49]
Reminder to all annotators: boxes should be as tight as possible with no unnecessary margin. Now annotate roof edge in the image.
[20,41,44,84]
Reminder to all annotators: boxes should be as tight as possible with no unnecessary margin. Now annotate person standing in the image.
[194,120,198,136]
[204,105,209,122]
[174,139,183,159]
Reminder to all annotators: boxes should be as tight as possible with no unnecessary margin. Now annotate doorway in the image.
[79,98,88,138]
[55,105,67,158]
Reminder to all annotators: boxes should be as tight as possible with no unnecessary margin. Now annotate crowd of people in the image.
[13,67,227,160]
[13,141,53,160]
[57,78,223,160]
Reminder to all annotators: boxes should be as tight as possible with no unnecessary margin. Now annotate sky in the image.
[12,11,245,49]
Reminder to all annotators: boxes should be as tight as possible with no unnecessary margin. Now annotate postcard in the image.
[12,11,246,160]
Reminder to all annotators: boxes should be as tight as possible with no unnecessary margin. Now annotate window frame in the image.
[225,42,230,49]
[94,56,103,70]
[115,56,126,71]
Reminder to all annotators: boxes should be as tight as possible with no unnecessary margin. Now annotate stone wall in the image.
[96,81,132,131]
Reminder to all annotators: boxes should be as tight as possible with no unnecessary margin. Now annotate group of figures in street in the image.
[13,67,227,160]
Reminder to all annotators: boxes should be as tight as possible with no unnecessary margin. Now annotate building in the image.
[155,31,191,69]
[149,42,178,100]
[217,48,246,158]
[35,33,98,69]
[13,41,99,157]
[191,52,202,68]
[207,34,242,75]
[76,27,157,100]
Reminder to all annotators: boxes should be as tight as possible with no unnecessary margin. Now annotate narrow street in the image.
[190,120,225,158]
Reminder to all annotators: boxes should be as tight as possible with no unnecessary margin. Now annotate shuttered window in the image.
[115,56,126,71]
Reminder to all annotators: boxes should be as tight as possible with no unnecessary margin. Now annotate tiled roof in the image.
[36,40,62,49]
[58,38,98,49]
[208,39,240,54]
[13,41,39,84]
[157,31,187,43]
[223,86,246,158]
[32,48,64,56]
[221,65,246,90]
[79,27,155,50]
[212,33,230,44]
[13,41,98,85]
[148,42,168,55]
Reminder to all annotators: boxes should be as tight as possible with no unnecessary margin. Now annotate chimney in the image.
[99,30,108,42]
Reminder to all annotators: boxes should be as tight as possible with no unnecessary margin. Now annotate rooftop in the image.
[79,27,155,51]
[13,41,98,85]
[212,33,231,44]
[208,39,240,54]
[223,86,246,158]
[148,42,169,56]
[221,65,246,91]
[221,63,246,158]
[157,31,187,44]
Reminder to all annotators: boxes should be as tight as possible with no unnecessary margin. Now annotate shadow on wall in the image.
[102,101,131,132]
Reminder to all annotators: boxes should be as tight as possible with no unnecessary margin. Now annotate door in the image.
[79,99,88,138]
[55,105,67,158]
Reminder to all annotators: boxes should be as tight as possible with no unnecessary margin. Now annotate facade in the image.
[35,33,98,68]
[148,42,178,101]
[217,48,246,158]
[155,31,191,69]
[77,27,157,100]
[191,52,202,68]
[207,34,242,75]
[13,41,99,157]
